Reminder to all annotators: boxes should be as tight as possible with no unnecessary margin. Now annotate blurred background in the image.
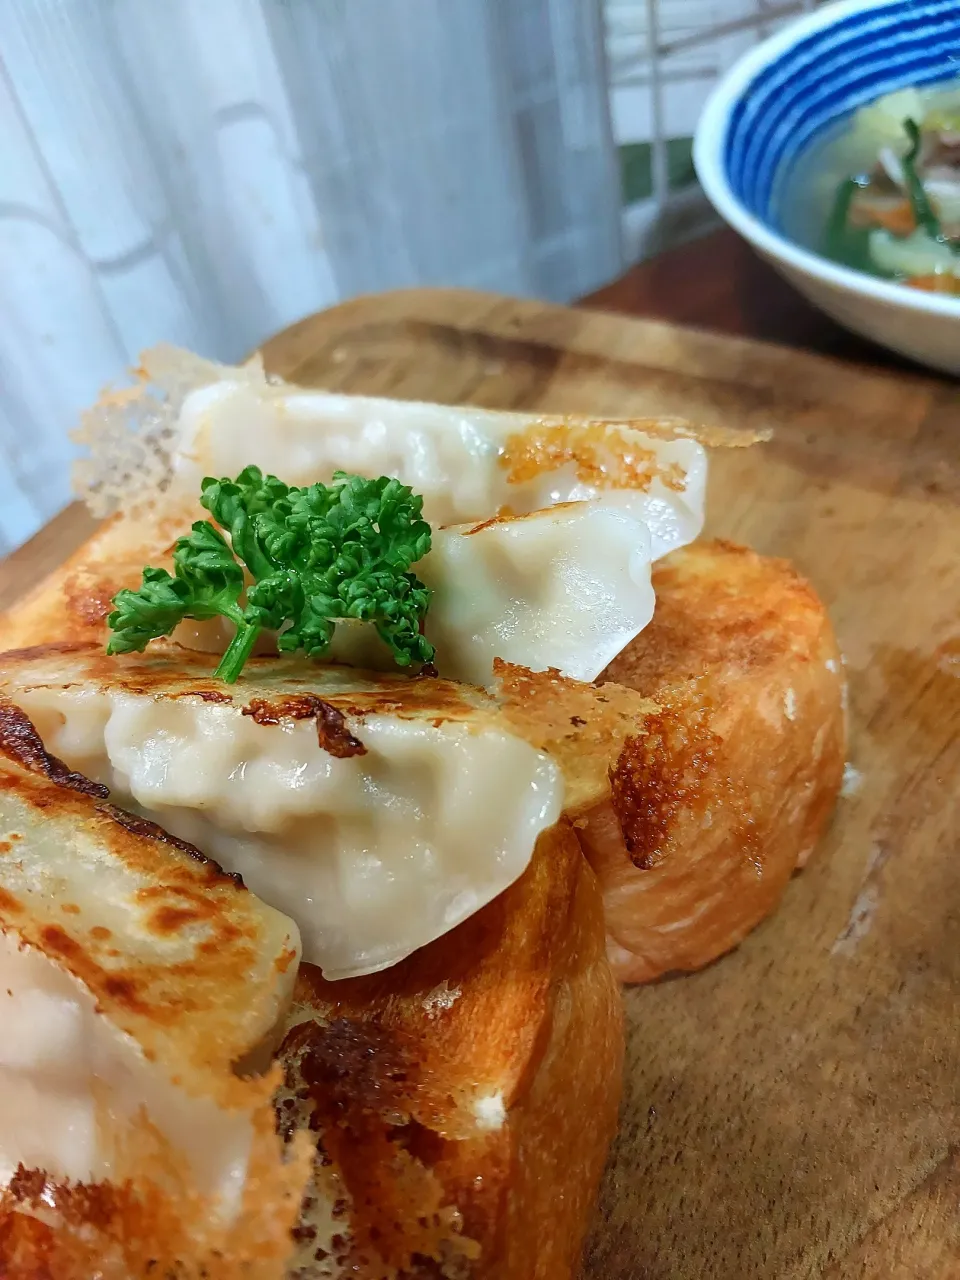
[0,0,824,554]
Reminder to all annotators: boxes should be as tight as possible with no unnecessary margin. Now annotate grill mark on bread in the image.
[242,695,367,758]
[299,1017,416,1117]
[0,699,108,798]
[610,700,720,869]
[588,538,846,983]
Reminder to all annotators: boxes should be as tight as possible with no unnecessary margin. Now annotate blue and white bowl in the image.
[694,0,960,375]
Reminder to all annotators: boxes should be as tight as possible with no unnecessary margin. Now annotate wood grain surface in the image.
[581,229,920,370]
[3,287,959,1277]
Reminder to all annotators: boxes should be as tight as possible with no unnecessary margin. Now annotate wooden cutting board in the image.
[2,290,958,1278]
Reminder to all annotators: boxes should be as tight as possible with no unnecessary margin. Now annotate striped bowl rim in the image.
[693,0,960,319]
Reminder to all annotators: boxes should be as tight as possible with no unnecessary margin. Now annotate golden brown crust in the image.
[0,497,203,654]
[0,1109,312,1280]
[579,538,846,983]
[0,699,108,798]
[0,728,314,1279]
[241,694,369,757]
[494,660,656,817]
[501,413,767,458]
[281,822,624,1279]
[0,750,293,1084]
[0,641,486,719]
[501,422,685,492]
[0,646,646,824]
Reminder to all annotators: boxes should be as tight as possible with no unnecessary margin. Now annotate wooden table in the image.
[583,228,918,367]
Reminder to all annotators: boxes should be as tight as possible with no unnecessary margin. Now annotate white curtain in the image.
[0,0,622,556]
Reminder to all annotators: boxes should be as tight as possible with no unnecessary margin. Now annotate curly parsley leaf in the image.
[106,467,435,682]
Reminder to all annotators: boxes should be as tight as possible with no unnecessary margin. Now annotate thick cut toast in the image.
[0,500,199,654]
[580,538,846,983]
[277,819,622,1279]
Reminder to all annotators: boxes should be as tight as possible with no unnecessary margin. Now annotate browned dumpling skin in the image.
[579,539,846,984]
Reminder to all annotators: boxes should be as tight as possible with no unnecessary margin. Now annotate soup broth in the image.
[780,80,960,294]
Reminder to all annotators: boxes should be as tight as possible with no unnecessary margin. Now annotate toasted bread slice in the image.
[579,539,846,983]
[0,497,198,655]
[277,819,623,1279]
[0,702,311,1279]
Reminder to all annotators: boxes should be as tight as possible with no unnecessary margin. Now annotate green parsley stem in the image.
[214,619,261,684]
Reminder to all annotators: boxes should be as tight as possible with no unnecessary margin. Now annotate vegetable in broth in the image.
[781,80,960,295]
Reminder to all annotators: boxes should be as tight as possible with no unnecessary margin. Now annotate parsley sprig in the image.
[107,467,435,682]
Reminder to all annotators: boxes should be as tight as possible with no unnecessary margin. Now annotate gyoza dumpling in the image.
[1,645,651,982]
